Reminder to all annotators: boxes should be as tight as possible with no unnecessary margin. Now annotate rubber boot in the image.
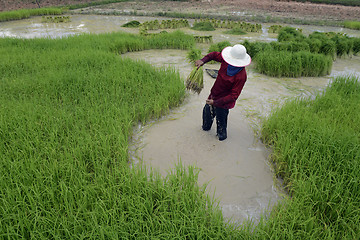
[215,107,229,141]
[202,104,215,131]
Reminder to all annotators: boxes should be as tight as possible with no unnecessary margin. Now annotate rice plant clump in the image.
[191,21,215,31]
[223,27,247,35]
[242,40,272,59]
[331,34,354,57]
[42,16,71,23]
[122,20,141,28]
[278,27,305,42]
[187,48,202,63]
[193,35,213,43]
[186,66,204,94]
[255,50,332,77]
[258,76,360,239]
[268,25,283,33]
[208,41,231,53]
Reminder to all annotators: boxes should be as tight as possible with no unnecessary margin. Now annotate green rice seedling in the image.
[298,51,333,76]
[186,66,204,94]
[223,27,247,35]
[122,20,141,28]
[191,21,215,31]
[255,50,332,77]
[193,36,212,43]
[308,32,337,57]
[67,0,129,10]
[186,48,202,64]
[258,75,360,239]
[268,25,283,33]
[331,34,354,57]
[320,39,337,58]
[278,27,305,42]
[344,20,360,30]
[42,16,71,23]
[0,31,244,239]
[352,37,360,55]
[305,38,322,53]
[270,41,310,53]
[208,41,231,53]
[242,40,271,58]
[0,8,63,22]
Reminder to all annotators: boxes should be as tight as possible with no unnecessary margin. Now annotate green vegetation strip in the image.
[0,31,242,238]
[344,21,360,30]
[0,1,131,22]
[284,0,360,7]
[243,27,360,77]
[0,8,63,22]
[258,75,360,239]
[67,0,130,10]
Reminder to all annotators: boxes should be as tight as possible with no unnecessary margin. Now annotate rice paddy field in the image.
[0,31,242,238]
[1,9,360,239]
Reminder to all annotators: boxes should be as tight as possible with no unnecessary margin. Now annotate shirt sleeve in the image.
[213,74,247,107]
[201,52,223,64]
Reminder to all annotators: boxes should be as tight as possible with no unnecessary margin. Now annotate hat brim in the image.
[221,46,251,67]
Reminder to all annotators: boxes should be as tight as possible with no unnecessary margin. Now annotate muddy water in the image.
[2,15,360,39]
[2,14,360,225]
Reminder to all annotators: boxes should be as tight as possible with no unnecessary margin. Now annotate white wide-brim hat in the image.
[221,44,251,67]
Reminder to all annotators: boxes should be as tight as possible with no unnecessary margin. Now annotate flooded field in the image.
[1,14,359,225]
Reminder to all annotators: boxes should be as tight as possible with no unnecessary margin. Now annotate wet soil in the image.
[2,0,360,23]
[73,0,360,23]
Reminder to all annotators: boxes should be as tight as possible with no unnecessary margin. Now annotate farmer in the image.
[195,44,251,141]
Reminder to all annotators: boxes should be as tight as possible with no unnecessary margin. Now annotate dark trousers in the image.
[202,104,229,141]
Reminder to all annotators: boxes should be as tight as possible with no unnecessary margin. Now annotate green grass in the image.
[344,21,360,30]
[0,8,63,22]
[0,31,243,239]
[67,0,130,10]
[0,1,131,22]
[257,75,360,239]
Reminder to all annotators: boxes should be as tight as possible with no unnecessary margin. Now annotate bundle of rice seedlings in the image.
[122,20,141,28]
[186,66,204,94]
[186,48,202,63]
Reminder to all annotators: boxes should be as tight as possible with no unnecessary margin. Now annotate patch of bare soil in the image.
[1,0,360,22]
[85,0,360,23]
[0,0,95,12]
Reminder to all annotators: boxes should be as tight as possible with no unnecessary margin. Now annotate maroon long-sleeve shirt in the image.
[201,51,247,109]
